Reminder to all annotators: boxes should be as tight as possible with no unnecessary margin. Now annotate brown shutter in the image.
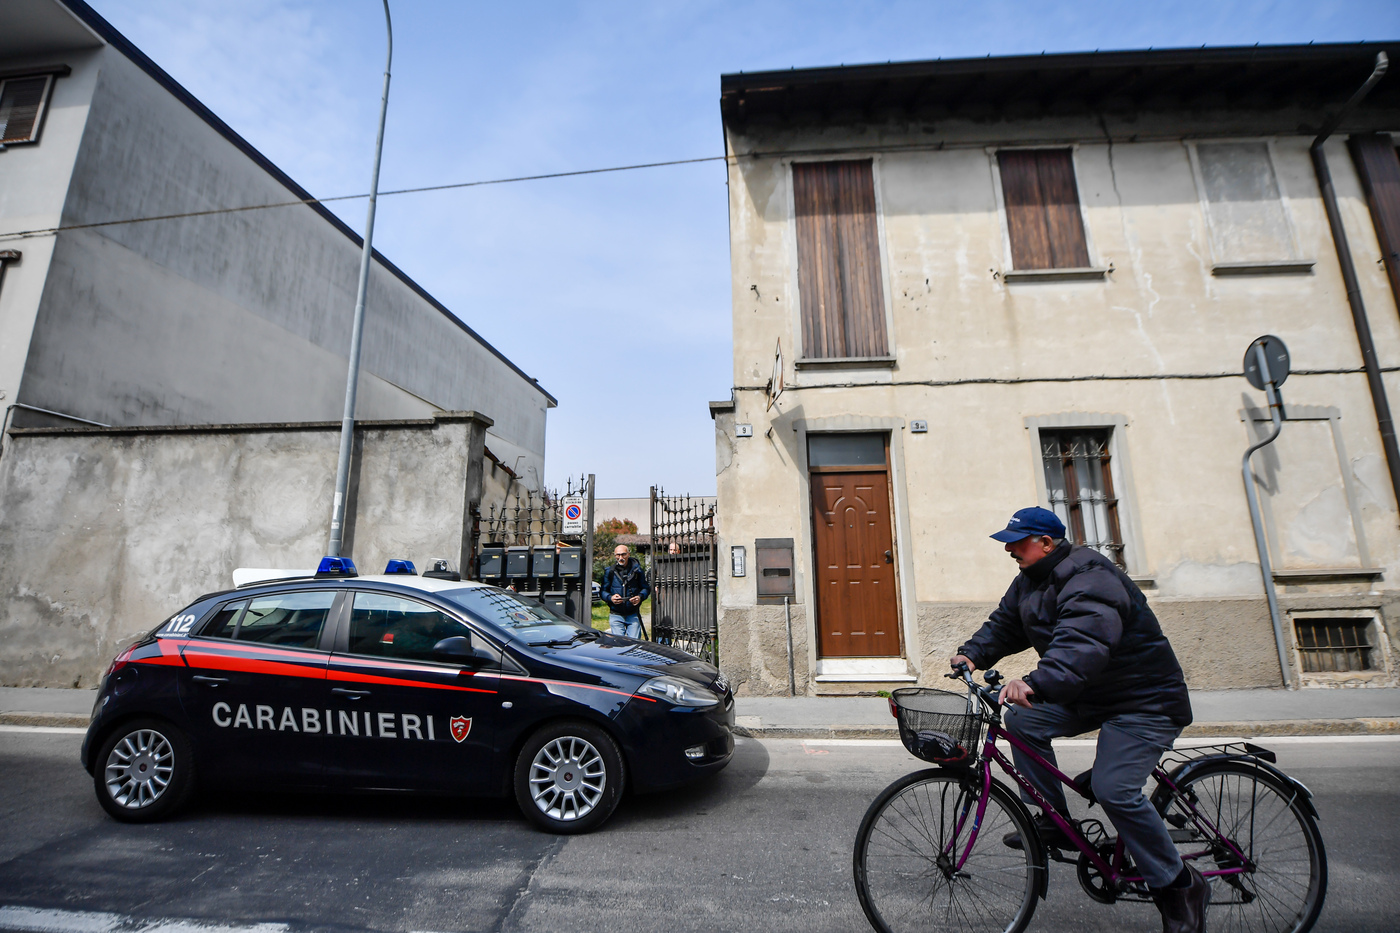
[0,77,50,144]
[998,149,1091,270]
[793,160,888,358]
[1349,134,1400,314]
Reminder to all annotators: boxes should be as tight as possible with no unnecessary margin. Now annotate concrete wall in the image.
[1,7,552,484]
[0,411,491,687]
[717,106,1400,695]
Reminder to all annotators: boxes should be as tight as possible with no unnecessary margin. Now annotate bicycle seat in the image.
[1073,768,1097,808]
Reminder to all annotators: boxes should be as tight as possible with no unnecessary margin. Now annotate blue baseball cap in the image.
[990,507,1067,543]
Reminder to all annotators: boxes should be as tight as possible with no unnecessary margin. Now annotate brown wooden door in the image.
[811,471,901,657]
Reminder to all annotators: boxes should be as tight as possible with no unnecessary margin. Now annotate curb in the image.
[734,717,1400,740]
[0,712,89,728]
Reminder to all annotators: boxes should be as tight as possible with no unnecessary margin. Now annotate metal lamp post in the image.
[328,0,393,557]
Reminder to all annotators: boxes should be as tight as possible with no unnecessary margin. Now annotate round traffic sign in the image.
[565,504,582,522]
[1243,335,1290,390]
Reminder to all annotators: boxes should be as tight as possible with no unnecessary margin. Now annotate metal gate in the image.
[649,487,718,664]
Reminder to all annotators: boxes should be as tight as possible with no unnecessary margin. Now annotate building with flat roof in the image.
[713,43,1400,696]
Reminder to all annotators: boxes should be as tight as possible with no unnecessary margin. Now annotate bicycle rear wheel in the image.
[854,769,1042,933]
[1154,760,1327,933]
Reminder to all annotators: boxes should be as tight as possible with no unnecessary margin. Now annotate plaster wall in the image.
[11,45,550,479]
[0,45,99,412]
[0,412,490,686]
[717,111,1400,694]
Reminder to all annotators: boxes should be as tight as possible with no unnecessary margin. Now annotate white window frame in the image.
[1024,413,1149,578]
[0,73,56,148]
[783,154,898,366]
[1185,138,1311,271]
[987,144,1104,279]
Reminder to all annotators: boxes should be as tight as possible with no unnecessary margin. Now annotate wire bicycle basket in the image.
[890,687,985,766]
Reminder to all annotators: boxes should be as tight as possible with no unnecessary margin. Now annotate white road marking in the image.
[0,726,85,735]
[0,907,456,933]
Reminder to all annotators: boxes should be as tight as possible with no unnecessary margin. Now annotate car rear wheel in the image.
[513,720,624,834]
[94,718,196,823]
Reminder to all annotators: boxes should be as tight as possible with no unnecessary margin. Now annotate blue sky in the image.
[87,0,1398,497]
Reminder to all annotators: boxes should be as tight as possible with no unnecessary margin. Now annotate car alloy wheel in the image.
[93,718,196,823]
[514,720,624,834]
[105,728,175,809]
[530,735,606,821]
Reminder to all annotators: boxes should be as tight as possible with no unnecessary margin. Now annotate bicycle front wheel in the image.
[854,769,1042,933]
[1155,760,1327,933]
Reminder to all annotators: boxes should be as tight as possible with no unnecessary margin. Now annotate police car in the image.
[80,557,734,834]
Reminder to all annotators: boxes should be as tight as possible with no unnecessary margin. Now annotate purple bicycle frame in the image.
[946,721,1254,888]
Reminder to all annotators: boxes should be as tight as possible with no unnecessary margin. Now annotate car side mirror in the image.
[432,636,494,668]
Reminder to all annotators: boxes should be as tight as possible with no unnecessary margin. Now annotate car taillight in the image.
[105,645,137,678]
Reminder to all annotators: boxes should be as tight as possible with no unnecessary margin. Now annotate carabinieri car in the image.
[80,558,734,833]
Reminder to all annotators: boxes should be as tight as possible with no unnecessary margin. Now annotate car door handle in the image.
[331,687,370,698]
[191,675,229,685]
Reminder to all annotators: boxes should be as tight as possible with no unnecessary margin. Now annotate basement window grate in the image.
[1294,619,1375,673]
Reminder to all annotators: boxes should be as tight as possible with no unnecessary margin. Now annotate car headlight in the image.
[638,675,720,707]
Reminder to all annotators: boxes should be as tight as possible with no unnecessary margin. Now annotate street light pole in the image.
[328,0,393,557]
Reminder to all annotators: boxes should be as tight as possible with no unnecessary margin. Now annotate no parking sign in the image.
[562,495,585,534]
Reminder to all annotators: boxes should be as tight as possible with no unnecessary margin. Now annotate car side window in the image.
[348,593,500,665]
[231,591,336,648]
[201,600,248,639]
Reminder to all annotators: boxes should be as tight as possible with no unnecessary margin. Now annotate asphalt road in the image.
[0,728,1395,933]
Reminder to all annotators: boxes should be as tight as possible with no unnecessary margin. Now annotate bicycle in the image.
[853,665,1327,933]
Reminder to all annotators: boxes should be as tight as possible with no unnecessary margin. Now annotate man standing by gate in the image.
[601,545,650,638]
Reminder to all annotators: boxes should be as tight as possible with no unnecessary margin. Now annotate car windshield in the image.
[439,586,587,644]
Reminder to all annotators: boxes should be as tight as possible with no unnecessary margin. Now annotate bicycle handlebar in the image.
[945,663,1044,709]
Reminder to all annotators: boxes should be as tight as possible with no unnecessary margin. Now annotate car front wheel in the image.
[93,718,196,823]
[513,720,624,834]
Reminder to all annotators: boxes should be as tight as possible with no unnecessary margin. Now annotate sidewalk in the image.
[733,687,1400,739]
[4,685,1399,737]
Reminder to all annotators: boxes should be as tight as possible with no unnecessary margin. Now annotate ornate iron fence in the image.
[649,487,718,664]
[480,474,588,548]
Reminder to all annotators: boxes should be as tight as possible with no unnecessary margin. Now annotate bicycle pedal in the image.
[1048,848,1079,864]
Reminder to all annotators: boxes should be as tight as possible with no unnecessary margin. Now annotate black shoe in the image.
[1003,813,1073,851]
[1152,865,1210,933]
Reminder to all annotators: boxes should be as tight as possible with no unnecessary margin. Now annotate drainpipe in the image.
[1310,53,1400,515]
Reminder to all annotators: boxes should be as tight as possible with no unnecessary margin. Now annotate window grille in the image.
[1294,619,1375,673]
[1040,429,1125,568]
[0,75,53,145]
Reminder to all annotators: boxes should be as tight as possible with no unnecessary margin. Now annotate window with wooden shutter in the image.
[792,160,889,360]
[1350,134,1400,312]
[997,149,1091,270]
[0,75,54,146]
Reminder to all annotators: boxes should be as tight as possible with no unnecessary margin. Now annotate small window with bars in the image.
[1294,619,1375,674]
[1040,428,1125,568]
[0,75,55,146]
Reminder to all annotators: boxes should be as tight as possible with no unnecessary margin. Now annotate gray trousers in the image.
[1003,703,1184,888]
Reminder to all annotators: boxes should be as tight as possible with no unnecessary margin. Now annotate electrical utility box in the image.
[478,546,505,579]
[755,537,795,604]
[505,546,532,579]
[531,545,557,578]
[556,547,584,578]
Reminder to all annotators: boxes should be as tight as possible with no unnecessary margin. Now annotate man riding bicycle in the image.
[950,507,1209,933]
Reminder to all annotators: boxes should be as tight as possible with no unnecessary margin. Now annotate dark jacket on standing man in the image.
[600,558,650,618]
[958,542,1193,726]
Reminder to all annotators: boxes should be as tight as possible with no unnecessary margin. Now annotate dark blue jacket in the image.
[600,558,650,618]
[958,543,1192,726]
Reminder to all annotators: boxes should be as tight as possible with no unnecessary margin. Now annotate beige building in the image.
[711,44,1400,696]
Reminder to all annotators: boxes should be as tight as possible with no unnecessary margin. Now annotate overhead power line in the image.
[0,154,731,242]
